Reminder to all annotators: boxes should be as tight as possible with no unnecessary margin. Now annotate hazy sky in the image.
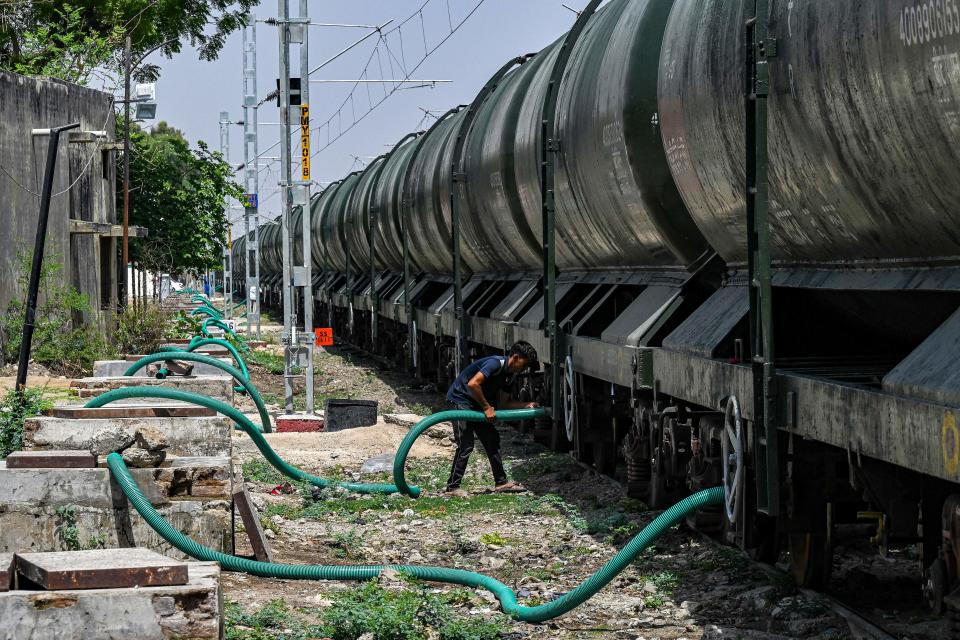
[142,0,579,229]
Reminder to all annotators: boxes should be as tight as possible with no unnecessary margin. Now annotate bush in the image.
[114,304,175,355]
[0,387,52,459]
[0,253,114,375]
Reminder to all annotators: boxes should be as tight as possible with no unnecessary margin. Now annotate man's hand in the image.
[483,405,497,422]
[525,402,539,409]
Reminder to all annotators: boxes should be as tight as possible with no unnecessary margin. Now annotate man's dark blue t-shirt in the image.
[447,356,510,409]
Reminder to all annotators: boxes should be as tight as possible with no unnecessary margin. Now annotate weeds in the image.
[330,528,364,559]
[53,505,105,551]
[114,304,175,355]
[0,387,52,459]
[241,459,284,485]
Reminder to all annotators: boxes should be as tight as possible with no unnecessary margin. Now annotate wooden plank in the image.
[0,553,12,591]
[233,487,273,563]
[48,405,215,419]
[5,450,96,469]
[14,548,188,590]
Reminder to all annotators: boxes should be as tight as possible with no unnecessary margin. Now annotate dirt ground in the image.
[224,339,863,640]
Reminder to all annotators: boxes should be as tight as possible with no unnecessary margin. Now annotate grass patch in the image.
[241,459,285,484]
[248,350,286,375]
[321,582,506,640]
[640,571,679,609]
[0,387,53,459]
[479,532,515,547]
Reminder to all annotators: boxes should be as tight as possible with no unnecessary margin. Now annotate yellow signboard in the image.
[300,104,310,181]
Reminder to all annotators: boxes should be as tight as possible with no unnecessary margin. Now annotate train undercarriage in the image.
[248,262,960,621]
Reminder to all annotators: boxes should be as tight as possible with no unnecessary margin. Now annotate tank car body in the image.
[234,0,960,610]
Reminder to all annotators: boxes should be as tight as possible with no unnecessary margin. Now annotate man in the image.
[444,341,539,497]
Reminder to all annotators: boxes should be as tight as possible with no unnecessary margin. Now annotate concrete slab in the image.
[69,376,234,403]
[24,415,232,457]
[0,554,11,592]
[15,548,188,590]
[49,404,216,418]
[94,357,232,378]
[5,450,96,469]
[0,459,233,559]
[233,487,273,562]
[0,562,222,639]
[325,400,377,431]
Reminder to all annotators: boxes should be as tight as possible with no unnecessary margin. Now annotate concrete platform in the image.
[24,414,232,457]
[0,561,222,639]
[0,458,233,559]
[15,548,188,590]
[69,376,234,403]
[93,357,231,378]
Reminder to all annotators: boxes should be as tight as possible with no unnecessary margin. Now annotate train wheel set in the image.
[234,0,960,624]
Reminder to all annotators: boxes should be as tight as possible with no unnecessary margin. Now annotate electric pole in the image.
[242,17,262,340]
[277,0,315,414]
[219,110,232,318]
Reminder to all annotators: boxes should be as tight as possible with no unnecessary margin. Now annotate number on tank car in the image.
[900,0,960,47]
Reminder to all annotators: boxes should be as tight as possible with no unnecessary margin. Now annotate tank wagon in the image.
[236,0,960,615]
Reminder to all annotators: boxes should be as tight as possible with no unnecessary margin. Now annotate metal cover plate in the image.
[49,405,216,419]
[4,450,97,469]
[15,548,188,590]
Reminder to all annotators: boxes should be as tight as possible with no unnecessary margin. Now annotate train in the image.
[234,0,960,619]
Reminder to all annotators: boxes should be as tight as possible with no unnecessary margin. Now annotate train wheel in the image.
[924,558,949,614]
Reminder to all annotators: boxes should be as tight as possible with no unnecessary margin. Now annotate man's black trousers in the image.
[445,403,507,490]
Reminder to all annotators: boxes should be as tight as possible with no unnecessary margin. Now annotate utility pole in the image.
[219,110,232,319]
[242,17,262,339]
[121,35,131,311]
[277,0,315,414]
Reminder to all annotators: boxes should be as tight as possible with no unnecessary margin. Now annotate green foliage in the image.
[0,387,52,459]
[248,350,285,375]
[330,528,364,559]
[0,253,114,375]
[479,532,515,547]
[0,0,258,85]
[639,571,679,609]
[114,304,175,355]
[320,582,506,640]
[3,4,120,84]
[168,311,202,340]
[241,459,284,485]
[54,505,82,551]
[124,121,242,275]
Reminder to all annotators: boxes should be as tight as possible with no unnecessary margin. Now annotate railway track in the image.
[800,589,901,640]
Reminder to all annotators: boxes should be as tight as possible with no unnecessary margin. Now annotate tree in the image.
[124,120,241,276]
[0,0,259,85]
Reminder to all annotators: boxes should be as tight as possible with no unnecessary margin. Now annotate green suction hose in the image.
[107,450,722,622]
[201,317,241,341]
[393,409,547,498]
[87,387,401,494]
[123,352,269,433]
[191,306,223,320]
[156,337,250,392]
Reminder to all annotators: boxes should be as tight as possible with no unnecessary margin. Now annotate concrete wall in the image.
[0,71,117,331]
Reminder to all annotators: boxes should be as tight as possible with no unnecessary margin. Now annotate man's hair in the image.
[509,341,538,364]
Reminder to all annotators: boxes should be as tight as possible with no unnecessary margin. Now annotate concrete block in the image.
[24,415,232,457]
[94,358,232,378]
[69,376,234,403]
[15,548,188,590]
[324,400,377,431]
[0,561,222,639]
[0,459,233,560]
[275,414,325,433]
[0,554,11,592]
[5,450,97,469]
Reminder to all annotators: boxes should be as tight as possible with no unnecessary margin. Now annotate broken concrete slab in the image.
[384,413,451,437]
[0,459,233,559]
[0,554,11,592]
[0,561,222,639]
[4,450,97,469]
[233,487,273,563]
[69,376,234,403]
[15,548,188,590]
[23,415,232,458]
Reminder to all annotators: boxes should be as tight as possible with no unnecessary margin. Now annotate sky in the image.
[141,0,580,230]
